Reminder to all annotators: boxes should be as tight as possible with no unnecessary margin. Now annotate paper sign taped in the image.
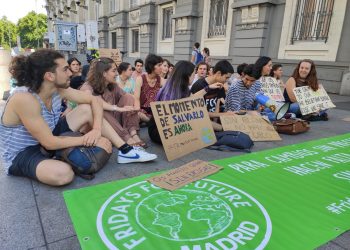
[220,114,281,141]
[293,85,336,115]
[148,160,223,191]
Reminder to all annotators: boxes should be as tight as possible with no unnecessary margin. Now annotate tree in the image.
[0,16,17,49]
[17,11,47,49]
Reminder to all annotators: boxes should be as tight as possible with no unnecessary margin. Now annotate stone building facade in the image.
[45,0,350,94]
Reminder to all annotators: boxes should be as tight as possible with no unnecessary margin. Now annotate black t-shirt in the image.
[70,75,84,90]
[190,78,226,112]
[283,77,308,103]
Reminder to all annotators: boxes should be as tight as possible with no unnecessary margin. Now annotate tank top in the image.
[0,87,62,173]
[283,77,307,103]
[140,74,161,109]
[116,75,136,94]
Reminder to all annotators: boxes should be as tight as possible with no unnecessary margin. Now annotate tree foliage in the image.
[0,16,17,49]
[17,11,47,49]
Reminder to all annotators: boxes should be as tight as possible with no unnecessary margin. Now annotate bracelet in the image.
[113,105,117,111]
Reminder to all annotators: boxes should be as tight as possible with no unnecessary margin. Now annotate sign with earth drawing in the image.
[150,96,216,161]
[64,133,350,250]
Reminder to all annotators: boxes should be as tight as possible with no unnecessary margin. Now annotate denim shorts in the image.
[8,117,72,180]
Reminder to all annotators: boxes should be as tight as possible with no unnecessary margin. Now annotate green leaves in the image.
[17,11,47,49]
[0,16,17,49]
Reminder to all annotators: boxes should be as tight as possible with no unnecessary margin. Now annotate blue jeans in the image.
[288,103,327,117]
[261,108,277,121]
[288,103,302,118]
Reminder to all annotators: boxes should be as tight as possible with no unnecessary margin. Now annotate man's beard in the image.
[54,80,70,89]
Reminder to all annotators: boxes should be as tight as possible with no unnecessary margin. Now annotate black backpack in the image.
[208,131,254,152]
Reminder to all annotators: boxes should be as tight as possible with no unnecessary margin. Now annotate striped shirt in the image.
[0,87,62,174]
[225,79,261,111]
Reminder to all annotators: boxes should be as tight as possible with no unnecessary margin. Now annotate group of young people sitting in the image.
[0,49,328,187]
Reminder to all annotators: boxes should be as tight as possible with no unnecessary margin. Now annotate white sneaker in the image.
[118,147,157,164]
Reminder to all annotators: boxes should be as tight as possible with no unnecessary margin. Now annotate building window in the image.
[116,0,120,12]
[111,32,116,49]
[291,0,334,44]
[208,0,229,38]
[132,29,139,52]
[109,0,115,14]
[162,7,173,39]
[130,0,139,9]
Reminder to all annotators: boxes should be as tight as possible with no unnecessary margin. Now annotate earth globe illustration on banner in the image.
[136,190,233,241]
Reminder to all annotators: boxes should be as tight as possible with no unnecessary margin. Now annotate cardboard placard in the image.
[260,76,285,101]
[99,48,122,66]
[220,114,281,141]
[150,96,216,161]
[293,85,336,115]
[147,160,223,191]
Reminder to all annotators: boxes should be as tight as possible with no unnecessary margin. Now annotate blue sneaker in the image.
[118,147,157,163]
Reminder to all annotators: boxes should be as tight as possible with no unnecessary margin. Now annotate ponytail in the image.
[9,55,30,88]
[9,49,64,93]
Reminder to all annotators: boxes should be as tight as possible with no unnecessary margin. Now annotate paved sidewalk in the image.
[0,94,350,250]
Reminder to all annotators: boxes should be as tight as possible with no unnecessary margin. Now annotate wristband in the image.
[204,85,210,93]
[113,105,118,111]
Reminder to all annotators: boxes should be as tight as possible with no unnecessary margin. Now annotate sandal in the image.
[130,140,148,148]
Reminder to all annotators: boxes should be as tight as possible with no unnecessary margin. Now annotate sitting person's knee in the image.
[96,137,113,154]
[54,165,74,186]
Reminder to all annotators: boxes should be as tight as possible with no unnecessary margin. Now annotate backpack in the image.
[195,50,204,65]
[55,132,112,180]
[207,131,254,152]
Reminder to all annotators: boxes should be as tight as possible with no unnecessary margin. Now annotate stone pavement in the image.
[0,94,349,250]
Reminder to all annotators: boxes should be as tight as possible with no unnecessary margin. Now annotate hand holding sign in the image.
[292,85,336,115]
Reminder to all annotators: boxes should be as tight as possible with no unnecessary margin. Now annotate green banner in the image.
[64,133,350,250]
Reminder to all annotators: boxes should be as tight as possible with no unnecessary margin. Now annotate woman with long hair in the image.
[253,56,279,120]
[160,59,171,80]
[284,59,328,121]
[80,57,150,147]
[148,60,223,143]
[254,56,272,79]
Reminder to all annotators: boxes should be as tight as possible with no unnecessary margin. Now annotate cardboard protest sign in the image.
[99,48,122,66]
[220,114,281,141]
[293,85,336,115]
[260,76,285,101]
[150,96,216,161]
[148,160,223,191]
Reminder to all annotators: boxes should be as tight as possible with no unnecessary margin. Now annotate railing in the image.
[208,0,229,38]
[291,0,334,44]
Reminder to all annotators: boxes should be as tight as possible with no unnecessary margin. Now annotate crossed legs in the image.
[36,104,120,186]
